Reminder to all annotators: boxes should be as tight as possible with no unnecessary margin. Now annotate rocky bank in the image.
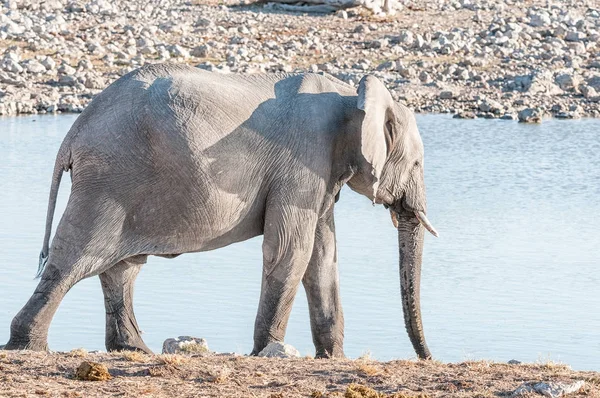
[1,0,600,121]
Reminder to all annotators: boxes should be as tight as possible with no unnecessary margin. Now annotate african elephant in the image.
[3,64,437,359]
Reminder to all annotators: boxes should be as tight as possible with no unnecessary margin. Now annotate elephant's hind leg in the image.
[5,263,75,351]
[5,254,118,351]
[99,256,152,354]
[6,197,128,351]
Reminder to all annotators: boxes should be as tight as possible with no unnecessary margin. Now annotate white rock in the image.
[2,59,23,73]
[24,59,46,74]
[40,56,56,70]
[258,342,300,358]
[518,108,543,123]
[529,12,551,27]
[162,336,209,354]
[398,29,414,47]
[169,45,190,58]
[512,380,585,397]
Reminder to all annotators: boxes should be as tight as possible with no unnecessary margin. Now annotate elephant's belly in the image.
[123,186,266,256]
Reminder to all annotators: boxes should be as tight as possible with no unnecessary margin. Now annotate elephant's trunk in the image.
[397,214,431,360]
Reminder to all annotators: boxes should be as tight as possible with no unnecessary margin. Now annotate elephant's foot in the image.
[106,336,153,354]
[5,316,50,351]
[250,337,282,356]
[315,345,345,359]
[3,335,48,351]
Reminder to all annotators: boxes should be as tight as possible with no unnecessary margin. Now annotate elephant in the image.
[3,63,438,359]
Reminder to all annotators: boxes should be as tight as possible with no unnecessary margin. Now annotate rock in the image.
[75,361,111,381]
[565,31,586,42]
[512,71,563,95]
[478,99,504,114]
[580,85,598,99]
[518,108,543,123]
[58,64,76,76]
[512,380,585,397]
[162,336,209,354]
[23,60,46,74]
[555,74,581,92]
[2,59,23,73]
[397,30,414,47]
[454,111,476,119]
[168,45,190,58]
[507,359,522,364]
[84,75,105,89]
[40,56,56,71]
[191,45,209,58]
[529,12,551,27]
[258,342,300,358]
[439,90,455,99]
[195,17,213,27]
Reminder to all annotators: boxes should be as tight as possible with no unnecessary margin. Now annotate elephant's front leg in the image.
[302,208,344,358]
[250,204,319,356]
[99,256,152,354]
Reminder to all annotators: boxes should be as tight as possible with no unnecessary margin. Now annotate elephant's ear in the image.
[355,75,394,200]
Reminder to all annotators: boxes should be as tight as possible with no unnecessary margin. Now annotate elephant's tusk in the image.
[415,211,439,237]
[390,210,399,228]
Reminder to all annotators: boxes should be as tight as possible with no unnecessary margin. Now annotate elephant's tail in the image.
[37,144,71,278]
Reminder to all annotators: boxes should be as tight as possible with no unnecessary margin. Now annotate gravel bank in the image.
[1,0,600,121]
[1,350,599,397]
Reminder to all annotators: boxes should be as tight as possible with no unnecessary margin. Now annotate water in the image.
[0,114,598,370]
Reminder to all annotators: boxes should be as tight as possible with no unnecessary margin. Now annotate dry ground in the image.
[0,350,599,397]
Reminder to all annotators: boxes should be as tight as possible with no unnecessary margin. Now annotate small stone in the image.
[353,25,369,34]
[75,361,111,381]
[23,60,46,74]
[40,57,56,70]
[58,64,76,75]
[162,336,209,354]
[529,12,551,27]
[478,99,504,113]
[2,59,23,74]
[439,90,455,99]
[453,111,476,119]
[580,85,598,99]
[397,30,414,47]
[336,10,348,19]
[555,74,581,91]
[195,17,213,27]
[169,45,190,58]
[191,45,209,58]
[258,342,300,358]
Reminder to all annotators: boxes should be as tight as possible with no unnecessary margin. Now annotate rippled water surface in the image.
[0,114,598,370]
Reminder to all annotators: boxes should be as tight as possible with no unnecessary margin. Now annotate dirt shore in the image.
[0,350,598,397]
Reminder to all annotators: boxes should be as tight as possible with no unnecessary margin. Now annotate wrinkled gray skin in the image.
[4,64,433,359]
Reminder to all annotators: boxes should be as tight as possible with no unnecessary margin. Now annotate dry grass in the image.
[156,353,190,366]
[356,361,381,377]
[0,351,597,398]
[67,348,88,357]
[119,350,149,363]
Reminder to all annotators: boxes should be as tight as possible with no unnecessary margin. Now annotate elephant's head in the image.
[347,75,437,360]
